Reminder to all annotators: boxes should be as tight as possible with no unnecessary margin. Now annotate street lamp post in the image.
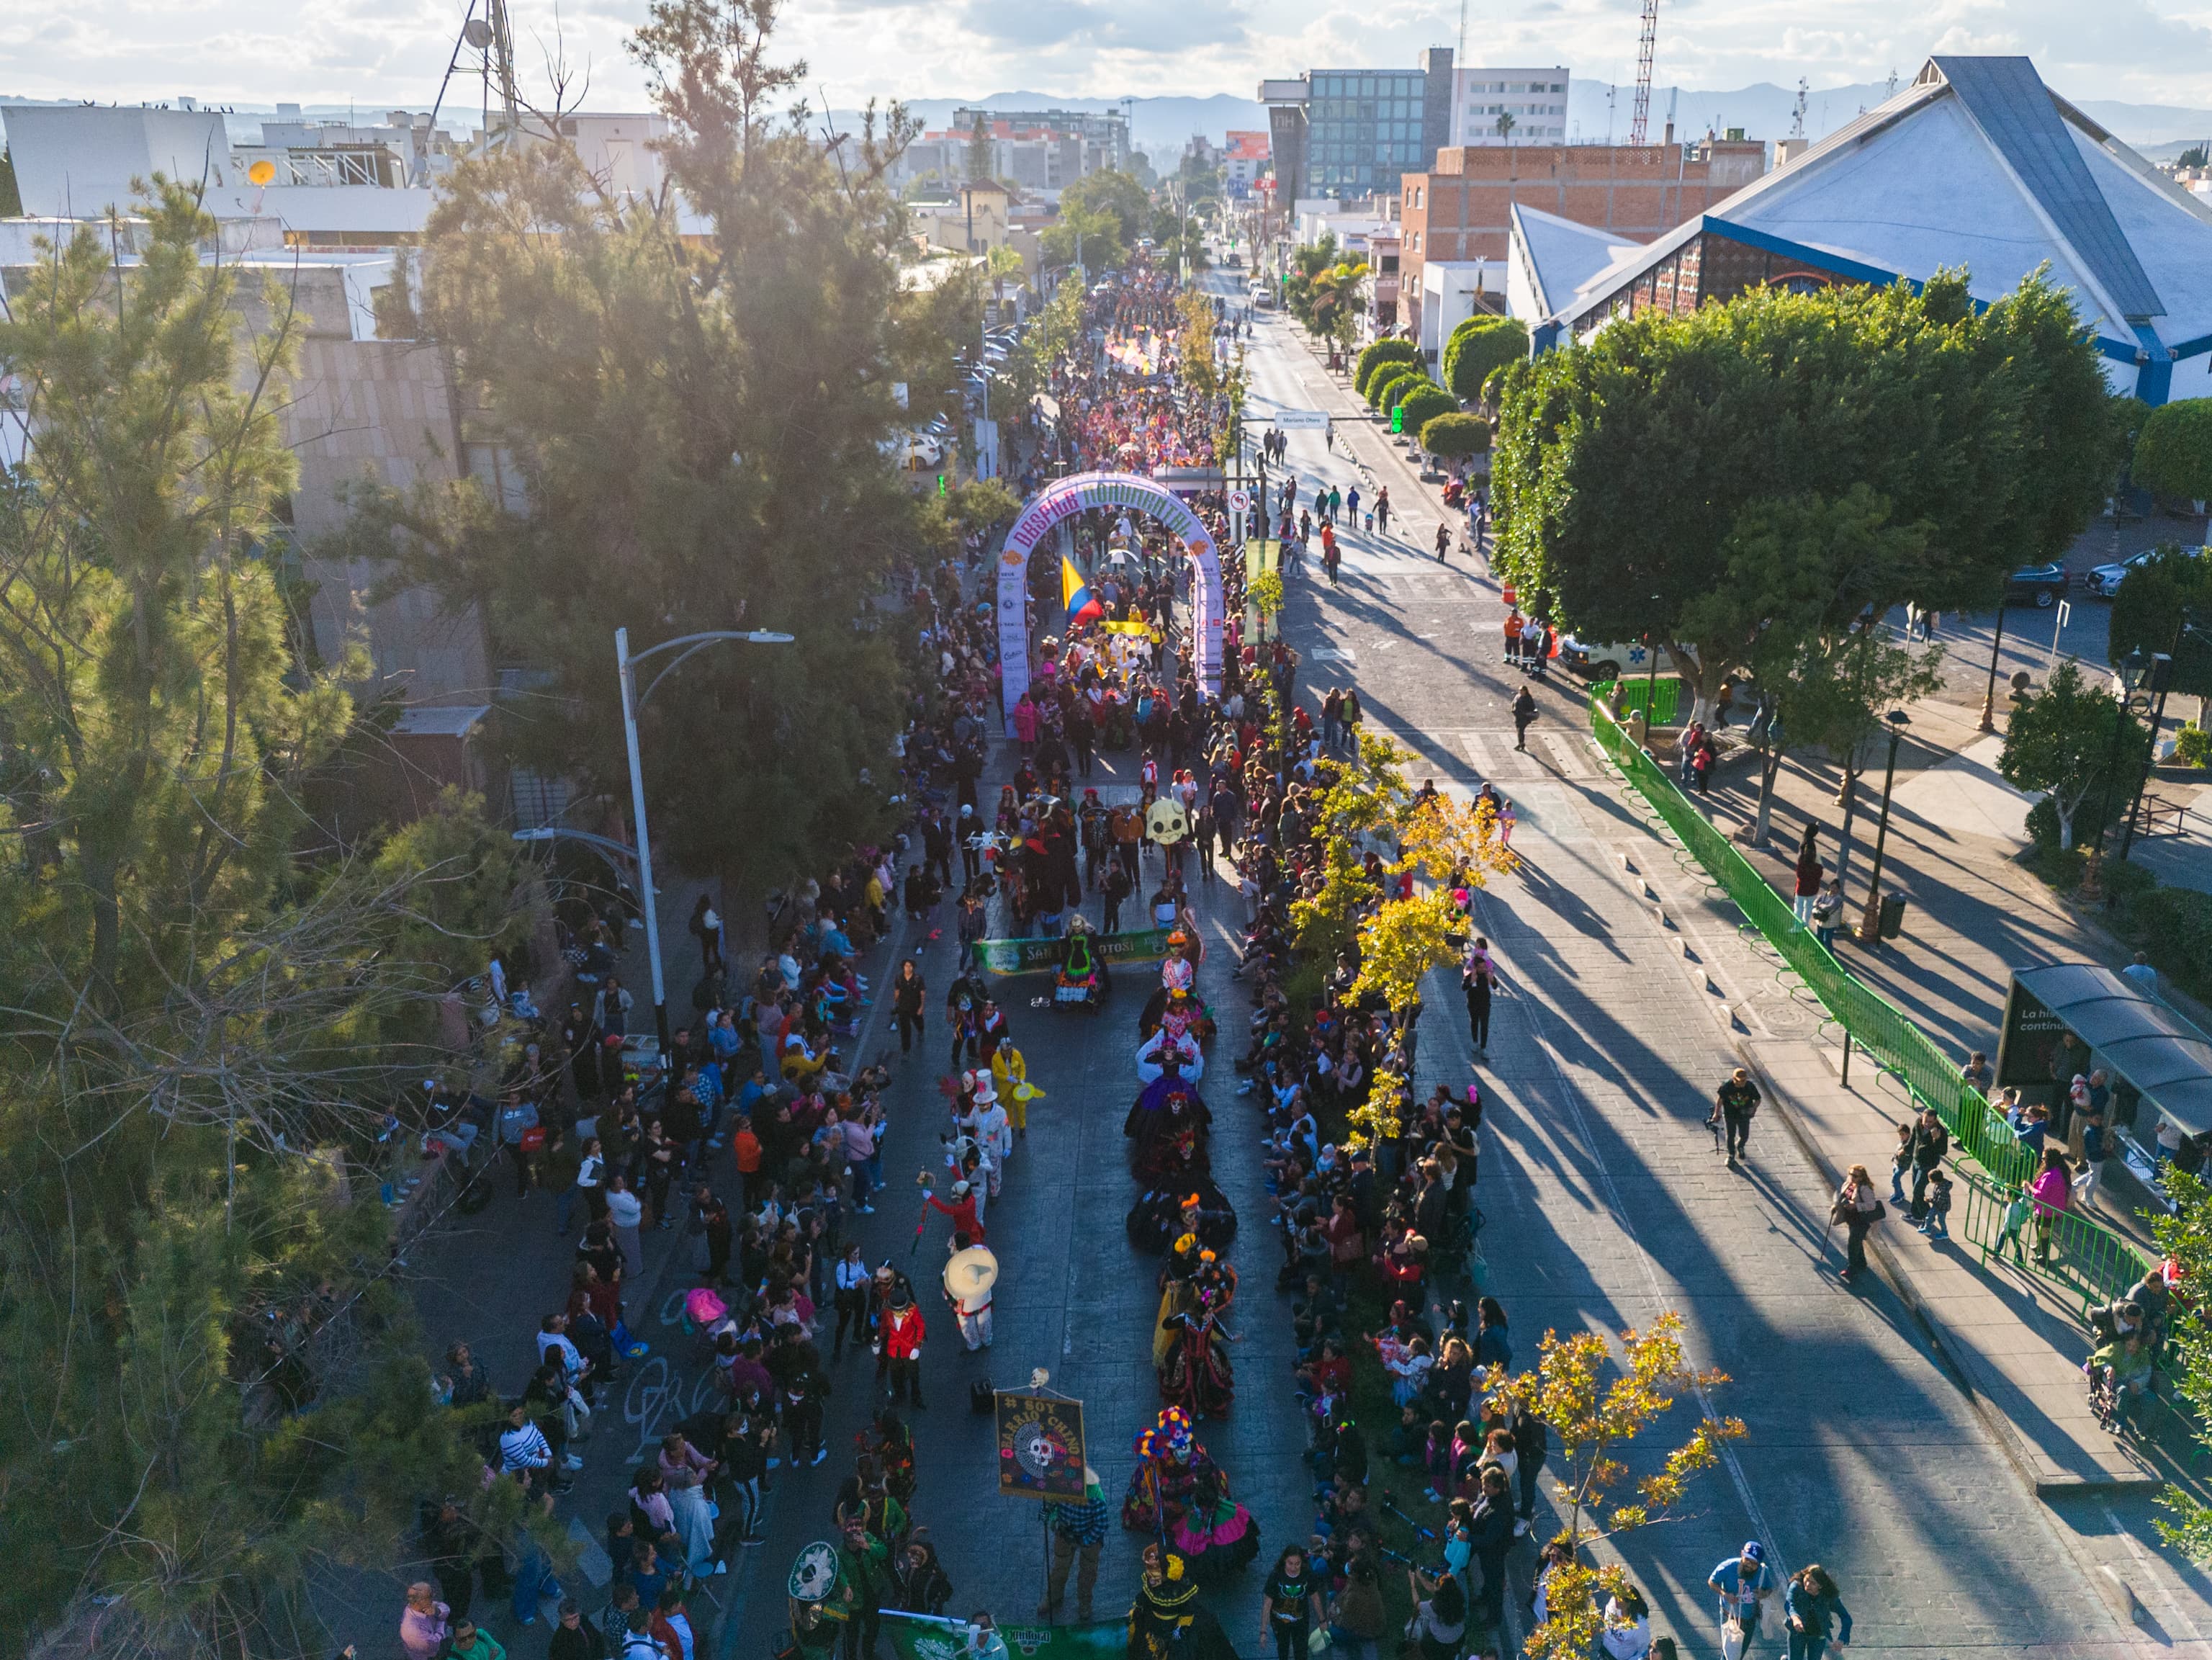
[2078,646,2146,904]
[1853,709,1912,943]
[1641,596,1664,722]
[2118,610,2202,865]
[1977,598,2008,733]
[615,625,796,1052]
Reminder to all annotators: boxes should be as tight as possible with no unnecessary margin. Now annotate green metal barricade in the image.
[1957,1169,2152,1317]
[1607,675,1686,726]
[1588,691,2151,1312]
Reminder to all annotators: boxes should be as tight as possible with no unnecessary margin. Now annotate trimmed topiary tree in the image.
[1355,338,1421,395]
[1380,371,1429,415]
[1370,367,1423,411]
[1420,411,1493,457]
[1397,383,1457,439]
[1442,316,1529,403]
[2132,399,2212,508]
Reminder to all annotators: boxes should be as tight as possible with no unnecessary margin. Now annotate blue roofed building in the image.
[1516,56,2212,405]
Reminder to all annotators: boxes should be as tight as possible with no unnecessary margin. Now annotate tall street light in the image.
[2119,609,2204,864]
[1977,594,2009,733]
[616,625,795,1051]
[1854,709,1912,943]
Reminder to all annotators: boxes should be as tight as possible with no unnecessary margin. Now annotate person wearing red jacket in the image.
[877,1283,926,1407]
[921,1177,986,1244]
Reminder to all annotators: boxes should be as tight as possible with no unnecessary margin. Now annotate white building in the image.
[1418,259,1513,359]
[1520,56,2212,407]
[1449,68,1570,148]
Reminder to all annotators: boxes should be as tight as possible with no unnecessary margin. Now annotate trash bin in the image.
[1878,890,1907,940]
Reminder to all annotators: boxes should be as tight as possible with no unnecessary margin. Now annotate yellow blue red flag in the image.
[1061,556,1104,626]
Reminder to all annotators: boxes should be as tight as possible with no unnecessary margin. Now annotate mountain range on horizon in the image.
[9,75,2211,162]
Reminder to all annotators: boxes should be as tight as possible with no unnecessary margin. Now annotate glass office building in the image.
[1262,49,1455,203]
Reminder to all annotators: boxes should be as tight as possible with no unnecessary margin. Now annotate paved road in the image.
[1228,288,2210,1656]
[348,290,2212,1660]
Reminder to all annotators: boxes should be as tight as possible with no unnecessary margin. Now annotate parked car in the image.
[2086,544,2203,597]
[2004,562,2069,607]
[1560,634,1665,682]
[1249,282,1275,310]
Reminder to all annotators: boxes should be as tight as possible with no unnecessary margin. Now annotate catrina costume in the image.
[1121,1408,1225,1534]
[1157,1257,1237,1419]
[1125,1066,1211,1183]
[1168,1467,1259,1580]
[1125,1181,1238,1255]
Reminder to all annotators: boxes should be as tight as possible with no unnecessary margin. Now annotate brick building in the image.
[1398,136,1766,297]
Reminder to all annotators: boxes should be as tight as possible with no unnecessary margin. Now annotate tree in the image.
[966,110,992,182]
[2152,1167,2212,1563]
[1999,661,2131,849]
[1305,258,1367,349]
[1397,382,1456,439]
[1355,337,1420,395]
[1442,315,1527,402]
[2111,544,2212,697]
[2132,399,2212,507]
[1493,271,2112,721]
[338,0,918,896]
[1058,169,1149,249]
[0,145,21,216]
[1369,367,1421,413]
[984,241,1025,318]
[1487,1316,1745,1660]
[1745,615,1945,868]
[1420,412,1492,457]
[0,187,518,1655]
[1043,199,1121,272]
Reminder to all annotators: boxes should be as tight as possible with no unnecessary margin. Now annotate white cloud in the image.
[1,0,2210,115]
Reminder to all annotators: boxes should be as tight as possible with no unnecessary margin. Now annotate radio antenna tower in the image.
[1790,77,1807,138]
[1627,0,1659,145]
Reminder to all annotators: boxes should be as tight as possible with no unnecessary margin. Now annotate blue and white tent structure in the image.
[1519,56,2212,405]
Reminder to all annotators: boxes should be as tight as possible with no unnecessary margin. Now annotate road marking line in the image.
[2106,1504,2206,1641]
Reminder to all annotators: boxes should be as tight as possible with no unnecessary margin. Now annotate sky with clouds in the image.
[4,0,2211,115]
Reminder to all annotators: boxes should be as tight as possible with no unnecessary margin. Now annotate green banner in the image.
[884,1613,1128,1660]
[971,928,1171,976]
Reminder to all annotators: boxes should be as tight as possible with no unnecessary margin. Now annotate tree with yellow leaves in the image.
[1486,1314,1748,1659]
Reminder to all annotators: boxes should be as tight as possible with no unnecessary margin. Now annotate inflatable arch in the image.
[996,471,1223,732]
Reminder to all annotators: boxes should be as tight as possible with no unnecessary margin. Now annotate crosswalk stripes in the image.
[1540,732,1595,777]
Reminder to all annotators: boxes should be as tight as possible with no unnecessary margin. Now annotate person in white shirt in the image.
[605,1176,645,1275]
[943,1233,996,1351]
[962,1080,1012,1180]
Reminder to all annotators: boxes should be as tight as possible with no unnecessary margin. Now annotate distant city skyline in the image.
[3,0,2209,130]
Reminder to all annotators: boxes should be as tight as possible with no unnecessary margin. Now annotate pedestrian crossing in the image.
[1350,727,1599,782]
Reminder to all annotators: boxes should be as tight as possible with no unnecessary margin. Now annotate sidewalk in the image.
[1617,747,2167,1492]
[1683,670,2212,1257]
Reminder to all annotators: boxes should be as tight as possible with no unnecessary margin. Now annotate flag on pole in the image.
[1061,557,1104,627]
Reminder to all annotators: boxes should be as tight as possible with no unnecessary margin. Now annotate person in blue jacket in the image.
[1784,1563,1853,1659]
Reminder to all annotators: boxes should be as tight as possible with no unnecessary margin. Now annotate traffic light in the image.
[1390,405,1404,434]
[937,473,948,496]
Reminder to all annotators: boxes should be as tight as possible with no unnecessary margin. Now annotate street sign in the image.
[1228,490,1251,513]
[1274,410,1331,429]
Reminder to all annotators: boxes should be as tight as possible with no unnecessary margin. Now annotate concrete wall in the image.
[5,105,235,217]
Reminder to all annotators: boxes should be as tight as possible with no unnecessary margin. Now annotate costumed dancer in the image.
[1169,1467,1259,1580]
[1125,1545,1237,1660]
[1158,1255,1238,1419]
[1125,1062,1212,1184]
[1121,1408,1223,1535]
